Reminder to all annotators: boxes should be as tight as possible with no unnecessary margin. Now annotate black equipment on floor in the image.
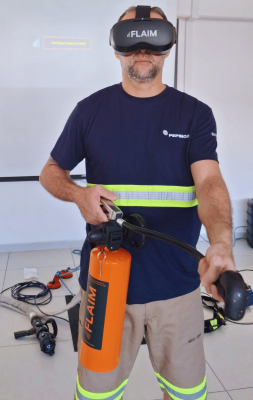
[202,295,226,333]
[14,315,57,356]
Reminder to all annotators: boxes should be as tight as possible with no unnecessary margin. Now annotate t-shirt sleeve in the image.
[50,104,86,171]
[188,104,218,165]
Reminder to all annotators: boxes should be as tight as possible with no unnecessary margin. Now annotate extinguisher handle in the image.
[213,270,247,321]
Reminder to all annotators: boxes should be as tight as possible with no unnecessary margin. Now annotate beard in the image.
[121,54,164,83]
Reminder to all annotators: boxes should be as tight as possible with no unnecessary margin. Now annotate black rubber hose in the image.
[122,221,204,260]
[121,220,247,321]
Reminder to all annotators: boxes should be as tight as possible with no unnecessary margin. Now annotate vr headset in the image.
[109,5,176,56]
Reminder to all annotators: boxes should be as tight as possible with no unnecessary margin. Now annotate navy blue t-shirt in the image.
[51,83,218,304]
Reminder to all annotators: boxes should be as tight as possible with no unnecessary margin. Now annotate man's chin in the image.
[125,64,160,82]
[130,75,154,83]
[132,66,153,78]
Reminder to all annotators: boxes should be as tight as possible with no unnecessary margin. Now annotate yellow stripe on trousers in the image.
[155,373,207,400]
[75,375,127,399]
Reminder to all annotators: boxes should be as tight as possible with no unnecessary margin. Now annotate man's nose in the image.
[135,49,151,54]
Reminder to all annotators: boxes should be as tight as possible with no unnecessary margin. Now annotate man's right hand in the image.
[73,185,119,226]
[39,157,119,226]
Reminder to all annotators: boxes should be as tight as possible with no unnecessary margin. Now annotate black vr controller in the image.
[110,5,177,56]
[88,198,248,322]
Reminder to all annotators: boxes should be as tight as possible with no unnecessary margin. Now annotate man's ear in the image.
[163,51,170,59]
[114,51,120,60]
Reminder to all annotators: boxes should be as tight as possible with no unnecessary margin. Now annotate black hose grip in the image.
[214,270,247,321]
[14,329,35,339]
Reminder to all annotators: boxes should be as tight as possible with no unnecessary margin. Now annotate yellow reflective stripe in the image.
[158,381,166,389]
[87,183,198,208]
[164,391,207,400]
[211,319,218,330]
[155,373,207,399]
[87,183,196,193]
[218,313,224,320]
[113,394,123,400]
[76,375,127,399]
[75,392,123,400]
[115,199,198,207]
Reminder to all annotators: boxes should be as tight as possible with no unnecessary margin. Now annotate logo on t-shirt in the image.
[211,132,217,137]
[163,130,189,139]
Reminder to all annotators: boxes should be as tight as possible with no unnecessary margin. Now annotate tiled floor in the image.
[0,240,253,399]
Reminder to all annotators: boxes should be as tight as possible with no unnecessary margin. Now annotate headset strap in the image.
[135,5,151,19]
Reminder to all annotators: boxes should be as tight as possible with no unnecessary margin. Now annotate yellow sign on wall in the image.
[43,37,92,50]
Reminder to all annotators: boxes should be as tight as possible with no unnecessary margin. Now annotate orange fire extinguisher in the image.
[79,244,131,373]
[79,198,248,373]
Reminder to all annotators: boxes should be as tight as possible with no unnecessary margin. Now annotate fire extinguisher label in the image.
[82,273,109,350]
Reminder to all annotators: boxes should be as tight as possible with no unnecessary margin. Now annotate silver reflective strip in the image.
[75,383,126,400]
[113,191,196,202]
[157,378,207,400]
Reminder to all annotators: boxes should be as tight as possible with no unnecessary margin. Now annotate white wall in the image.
[178,0,253,20]
[177,0,253,239]
[0,181,86,252]
[0,0,177,252]
[1,0,252,251]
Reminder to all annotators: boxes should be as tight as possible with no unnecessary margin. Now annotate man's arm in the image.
[39,157,81,202]
[39,157,119,225]
[191,160,236,301]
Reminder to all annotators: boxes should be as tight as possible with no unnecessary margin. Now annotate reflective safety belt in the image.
[155,373,207,400]
[75,375,127,400]
[87,184,198,208]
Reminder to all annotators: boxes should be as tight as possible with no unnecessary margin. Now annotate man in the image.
[40,6,236,400]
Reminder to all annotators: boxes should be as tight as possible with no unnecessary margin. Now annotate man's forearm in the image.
[39,160,118,225]
[39,163,82,203]
[196,175,233,250]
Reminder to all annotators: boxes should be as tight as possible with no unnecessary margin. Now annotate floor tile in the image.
[206,363,226,393]
[0,252,9,271]
[234,255,253,285]
[228,388,253,400]
[234,254,253,270]
[123,344,163,400]
[233,239,253,256]
[196,240,210,255]
[0,270,6,292]
[0,340,78,400]
[71,247,82,268]
[203,323,253,390]
[0,295,72,347]
[8,248,74,270]
[3,266,80,298]
[207,392,232,399]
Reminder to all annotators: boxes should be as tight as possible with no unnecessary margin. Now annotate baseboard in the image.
[0,240,85,253]
[0,230,247,253]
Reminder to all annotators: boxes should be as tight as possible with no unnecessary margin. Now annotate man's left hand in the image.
[198,242,236,302]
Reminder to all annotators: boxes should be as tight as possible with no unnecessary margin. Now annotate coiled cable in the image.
[11,280,52,306]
